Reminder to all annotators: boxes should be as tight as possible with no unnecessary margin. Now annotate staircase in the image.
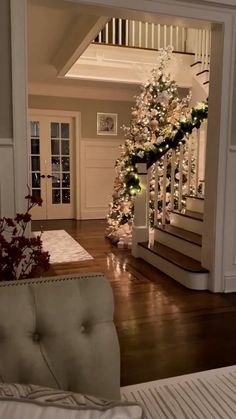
[137,195,209,290]
[88,17,210,290]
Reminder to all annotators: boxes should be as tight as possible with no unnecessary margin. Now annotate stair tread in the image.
[139,241,208,273]
[154,224,202,246]
[171,210,203,221]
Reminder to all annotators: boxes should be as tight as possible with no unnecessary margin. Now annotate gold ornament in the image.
[150,119,159,131]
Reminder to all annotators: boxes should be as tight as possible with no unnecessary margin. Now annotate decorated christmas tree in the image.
[106,47,208,245]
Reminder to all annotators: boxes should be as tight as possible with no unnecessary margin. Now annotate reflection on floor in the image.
[32,219,236,387]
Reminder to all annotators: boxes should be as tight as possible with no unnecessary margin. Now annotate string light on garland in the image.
[106,46,208,245]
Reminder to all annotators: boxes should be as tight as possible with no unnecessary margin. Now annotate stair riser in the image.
[154,229,201,261]
[138,246,208,290]
[186,197,204,213]
[170,213,203,235]
[196,71,209,84]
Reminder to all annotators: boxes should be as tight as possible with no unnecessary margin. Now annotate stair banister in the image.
[131,163,149,258]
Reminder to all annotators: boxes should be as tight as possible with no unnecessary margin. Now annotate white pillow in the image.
[0,383,144,419]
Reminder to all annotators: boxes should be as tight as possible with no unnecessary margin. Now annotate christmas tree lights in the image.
[106,47,208,244]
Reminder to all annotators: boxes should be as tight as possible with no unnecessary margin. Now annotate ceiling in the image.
[27,0,211,101]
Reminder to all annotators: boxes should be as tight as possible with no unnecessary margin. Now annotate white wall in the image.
[80,139,123,218]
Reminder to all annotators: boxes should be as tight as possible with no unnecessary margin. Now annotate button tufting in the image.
[33,332,40,342]
[80,325,85,333]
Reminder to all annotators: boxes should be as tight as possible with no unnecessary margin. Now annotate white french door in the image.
[29,113,75,220]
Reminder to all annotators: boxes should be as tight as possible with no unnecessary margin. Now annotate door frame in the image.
[29,109,81,220]
[12,0,236,291]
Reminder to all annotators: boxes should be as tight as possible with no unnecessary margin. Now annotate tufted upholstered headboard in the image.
[0,273,120,400]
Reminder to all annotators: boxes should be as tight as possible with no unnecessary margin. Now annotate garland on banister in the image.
[123,101,208,195]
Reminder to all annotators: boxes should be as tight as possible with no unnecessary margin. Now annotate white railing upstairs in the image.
[94,19,211,75]
[94,19,189,53]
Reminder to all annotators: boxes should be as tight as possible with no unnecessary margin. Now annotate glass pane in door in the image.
[50,122,71,205]
[30,121,41,199]
[51,122,60,139]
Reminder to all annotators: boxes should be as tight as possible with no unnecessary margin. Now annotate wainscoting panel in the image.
[80,139,122,219]
[222,147,236,292]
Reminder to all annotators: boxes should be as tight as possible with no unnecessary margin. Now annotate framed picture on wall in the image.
[97,113,118,136]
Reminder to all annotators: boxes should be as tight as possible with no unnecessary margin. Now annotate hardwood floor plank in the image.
[32,219,236,386]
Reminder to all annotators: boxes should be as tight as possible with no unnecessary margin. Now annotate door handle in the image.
[47,175,53,178]
[40,174,46,178]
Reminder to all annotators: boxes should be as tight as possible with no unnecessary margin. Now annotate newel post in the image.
[132,163,149,257]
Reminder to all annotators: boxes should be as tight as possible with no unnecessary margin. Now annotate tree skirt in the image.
[33,230,93,264]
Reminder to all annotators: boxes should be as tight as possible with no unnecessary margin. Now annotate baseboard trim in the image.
[80,211,107,219]
[224,273,236,293]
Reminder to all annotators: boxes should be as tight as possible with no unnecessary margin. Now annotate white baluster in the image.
[198,30,202,64]
[132,20,135,47]
[181,27,185,52]
[119,18,122,45]
[98,31,102,43]
[125,19,129,46]
[195,128,200,195]
[187,135,193,196]
[164,24,167,49]
[198,122,207,196]
[105,22,109,44]
[175,26,179,51]
[205,29,209,70]
[162,154,167,225]
[145,22,148,48]
[208,30,211,69]
[112,18,116,45]
[201,29,206,71]
[178,143,184,211]
[157,24,161,49]
[154,163,158,225]
[151,23,155,49]
[194,29,198,62]
[138,21,142,47]
[201,122,207,196]
[170,25,173,48]
[170,150,176,211]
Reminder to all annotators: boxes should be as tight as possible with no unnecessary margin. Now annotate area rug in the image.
[121,365,236,419]
[33,230,93,264]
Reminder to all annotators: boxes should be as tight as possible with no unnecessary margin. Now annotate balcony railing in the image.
[94,19,211,72]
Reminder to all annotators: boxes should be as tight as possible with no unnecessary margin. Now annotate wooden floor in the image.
[32,219,236,387]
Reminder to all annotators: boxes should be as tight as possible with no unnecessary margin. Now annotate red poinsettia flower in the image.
[0,195,50,281]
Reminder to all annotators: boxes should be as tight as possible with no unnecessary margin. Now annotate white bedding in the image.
[121,365,236,419]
